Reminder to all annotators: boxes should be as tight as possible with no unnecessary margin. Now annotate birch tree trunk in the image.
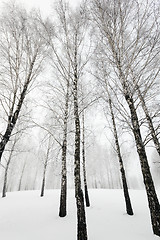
[108,97,133,215]
[0,6,48,163]
[0,49,38,163]
[82,110,90,207]
[40,163,47,197]
[137,87,160,156]
[73,41,88,240]
[18,161,26,191]
[40,137,51,197]
[2,160,10,198]
[59,81,69,217]
[2,139,16,198]
[123,84,160,236]
[91,0,160,235]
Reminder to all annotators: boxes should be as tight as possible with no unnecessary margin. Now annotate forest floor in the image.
[0,189,159,240]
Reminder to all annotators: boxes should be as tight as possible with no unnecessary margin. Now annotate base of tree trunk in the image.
[59,208,67,217]
[126,206,133,215]
[76,189,88,240]
[152,215,160,236]
[149,194,160,236]
[84,185,90,207]
[122,184,134,216]
[59,191,67,217]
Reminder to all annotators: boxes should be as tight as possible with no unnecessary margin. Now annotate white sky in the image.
[0,0,81,16]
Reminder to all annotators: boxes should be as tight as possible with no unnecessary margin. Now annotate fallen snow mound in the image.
[0,189,159,240]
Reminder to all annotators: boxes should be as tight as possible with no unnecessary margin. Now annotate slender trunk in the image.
[40,163,47,197]
[0,54,37,163]
[106,163,111,188]
[124,88,160,236]
[18,161,26,191]
[82,110,90,207]
[137,87,160,156]
[108,97,133,215]
[73,43,88,240]
[59,81,69,217]
[59,142,67,216]
[40,137,50,197]
[112,44,160,235]
[2,140,15,198]
[108,159,114,188]
[33,164,39,190]
[2,163,9,198]
[59,141,67,216]
[0,122,15,163]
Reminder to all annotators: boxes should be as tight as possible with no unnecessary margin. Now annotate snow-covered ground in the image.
[0,189,159,240]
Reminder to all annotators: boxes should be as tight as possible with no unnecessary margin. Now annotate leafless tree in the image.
[0,3,49,163]
[53,1,90,238]
[90,0,160,236]
[40,135,53,197]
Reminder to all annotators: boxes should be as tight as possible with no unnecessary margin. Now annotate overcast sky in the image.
[0,0,81,16]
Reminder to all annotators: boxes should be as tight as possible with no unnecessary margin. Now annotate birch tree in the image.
[54,1,89,238]
[0,3,49,163]
[90,0,160,236]
[2,137,17,198]
[40,135,52,197]
[38,13,71,216]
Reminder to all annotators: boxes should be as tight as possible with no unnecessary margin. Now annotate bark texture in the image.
[111,35,160,235]
[82,110,90,207]
[40,138,50,197]
[59,81,69,217]
[2,160,10,198]
[0,54,37,163]
[40,163,47,197]
[124,86,160,236]
[73,43,88,240]
[109,98,133,215]
[137,87,160,156]
[59,141,67,216]
[2,140,16,198]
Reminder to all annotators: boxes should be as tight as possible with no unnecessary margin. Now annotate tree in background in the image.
[40,135,53,197]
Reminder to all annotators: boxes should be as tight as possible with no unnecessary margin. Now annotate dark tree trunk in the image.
[18,161,26,191]
[59,81,69,217]
[137,87,160,156]
[2,165,9,198]
[73,46,88,240]
[82,110,90,207]
[2,140,15,198]
[40,163,47,197]
[112,46,160,235]
[0,122,15,163]
[0,54,37,163]
[59,142,67,217]
[74,111,87,240]
[108,98,133,215]
[40,138,50,197]
[40,175,45,197]
[124,88,160,236]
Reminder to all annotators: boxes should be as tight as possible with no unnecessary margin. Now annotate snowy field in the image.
[0,189,159,240]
